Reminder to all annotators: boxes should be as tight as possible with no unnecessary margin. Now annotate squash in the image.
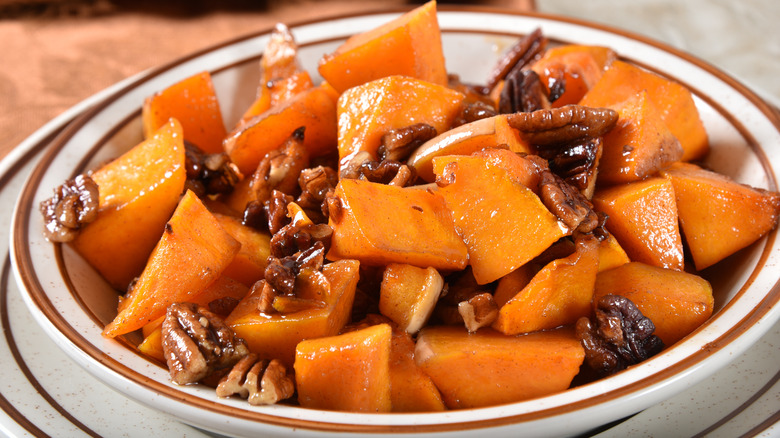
[214,213,271,287]
[103,190,241,338]
[379,264,444,334]
[72,119,186,290]
[318,0,448,93]
[142,71,227,154]
[415,326,584,409]
[530,45,616,107]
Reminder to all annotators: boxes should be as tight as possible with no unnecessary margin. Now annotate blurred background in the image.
[1,0,778,158]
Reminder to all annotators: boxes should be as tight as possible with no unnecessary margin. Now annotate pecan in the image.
[340,150,373,180]
[486,27,547,91]
[539,169,600,233]
[538,136,602,194]
[40,173,99,242]
[249,127,310,204]
[270,205,332,258]
[265,190,293,235]
[184,142,242,197]
[455,100,499,126]
[296,165,338,222]
[241,200,267,230]
[265,241,327,295]
[576,294,665,377]
[378,123,438,162]
[458,292,499,332]
[432,268,492,325]
[498,69,551,114]
[161,302,250,385]
[505,105,618,147]
[216,354,295,406]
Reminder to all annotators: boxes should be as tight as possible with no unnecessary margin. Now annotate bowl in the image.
[10,6,780,438]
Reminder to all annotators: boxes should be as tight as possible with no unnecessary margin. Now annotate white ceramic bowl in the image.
[10,6,780,438]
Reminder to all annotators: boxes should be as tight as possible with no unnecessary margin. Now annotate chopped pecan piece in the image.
[216,354,295,406]
[340,150,373,180]
[249,127,310,204]
[458,292,499,332]
[184,142,242,197]
[498,69,550,114]
[265,190,294,235]
[378,123,438,162]
[575,294,664,377]
[538,136,602,193]
[161,302,250,385]
[505,105,618,147]
[539,170,600,233]
[296,165,338,221]
[486,27,547,91]
[40,174,99,242]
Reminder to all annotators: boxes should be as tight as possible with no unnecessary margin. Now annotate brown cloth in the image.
[0,0,534,159]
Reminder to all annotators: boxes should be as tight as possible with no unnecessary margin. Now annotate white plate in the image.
[7,7,780,438]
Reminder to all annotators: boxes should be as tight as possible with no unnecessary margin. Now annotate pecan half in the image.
[498,69,550,114]
[161,302,250,385]
[184,142,242,197]
[575,294,664,377]
[539,169,600,233]
[486,27,547,91]
[216,354,295,406]
[505,105,618,147]
[458,292,499,332]
[249,127,310,204]
[378,123,438,162]
[40,174,99,242]
[538,136,602,194]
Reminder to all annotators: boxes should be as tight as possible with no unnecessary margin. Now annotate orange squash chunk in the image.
[415,326,584,409]
[432,154,569,284]
[318,0,448,93]
[327,179,468,271]
[661,162,780,270]
[103,190,241,338]
[72,119,186,290]
[597,232,630,272]
[336,75,464,173]
[142,71,227,154]
[240,70,314,125]
[594,262,714,345]
[224,86,337,175]
[387,324,446,412]
[226,259,359,367]
[493,263,537,308]
[408,115,533,182]
[493,235,599,335]
[531,45,616,107]
[379,264,444,334]
[592,177,684,270]
[580,60,708,161]
[137,275,249,362]
[214,213,271,287]
[295,323,392,412]
[596,91,683,184]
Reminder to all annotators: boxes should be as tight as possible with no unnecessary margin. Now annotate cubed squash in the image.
[336,75,464,174]
[103,190,241,338]
[142,71,227,154]
[327,179,468,271]
[597,232,630,272]
[596,90,683,185]
[592,177,684,270]
[432,154,569,284]
[379,264,444,334]
[415,326,584,409]
[318,0,448,93]
[660,162,780,270]
[214,213,271,287]
[580,60,708,161]
[226,259,360,367]
[594,262,714,345]
[531,45,616,107]
[387,325,446,412]
[294,323,392,412]
[493,235,600,335]
[72,119,187,291]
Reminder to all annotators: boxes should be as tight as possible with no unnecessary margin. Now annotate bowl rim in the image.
[10,5,780,435]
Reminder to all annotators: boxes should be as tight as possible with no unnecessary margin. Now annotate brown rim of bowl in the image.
[11,6,780,435]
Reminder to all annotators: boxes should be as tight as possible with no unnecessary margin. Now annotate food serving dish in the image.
[9,6,780,438]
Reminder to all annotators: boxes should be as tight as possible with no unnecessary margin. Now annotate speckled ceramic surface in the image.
[5,7,780,438]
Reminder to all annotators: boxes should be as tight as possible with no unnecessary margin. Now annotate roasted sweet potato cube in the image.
[580,60,708,161]
[592,177,684,270]
[336,75,464,174]
[596,90,683,184]
[214,214,271,287]
[415,326,584,409]
[318,0,448,93]
[142,71,227,154]
[327,179,468,271]
[493,235,600,335]
[294,323,392,412]
[72,119,187,291]
[594,262,714,345]
[379,264,444,334]
[660,162,780,270]
[432,154,569,284]
[531,45,616,107]
[226,259,359,367]
[387,325,446,412]
[597,232,630,272]
[103,190,241,338]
